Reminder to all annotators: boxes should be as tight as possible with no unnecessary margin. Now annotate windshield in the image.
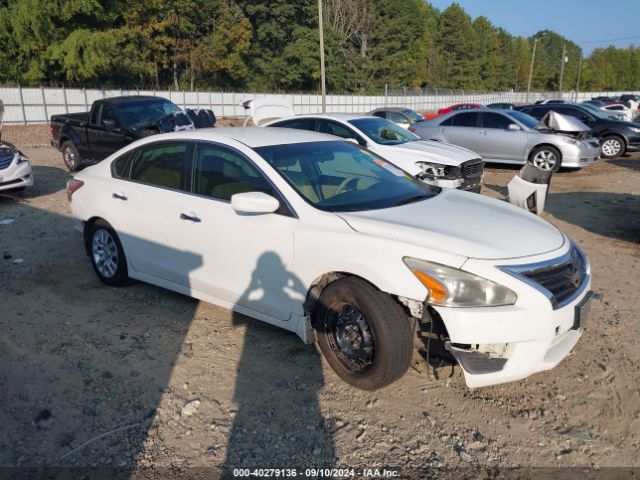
[504,110,539,129]
[348,117,420,145]
[255,141,439,212]
[402,109,424,122]
[580,103,610,119]
[115,99,181,127]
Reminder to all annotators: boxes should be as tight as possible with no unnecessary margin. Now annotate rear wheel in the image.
[314,277,413,390]
[529,145,562,172]
[88,220,129,286]
[61,141,83,171]
[600,135,625,158]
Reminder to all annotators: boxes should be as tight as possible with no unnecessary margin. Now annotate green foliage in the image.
[0,0,638,92]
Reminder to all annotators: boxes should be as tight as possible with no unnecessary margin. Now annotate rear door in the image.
[111,141,197,285]
[437,111,481,152]
[477,112,527,162]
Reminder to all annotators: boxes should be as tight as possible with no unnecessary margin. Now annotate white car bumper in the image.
[433,244,591,388]
[0,154,33,191]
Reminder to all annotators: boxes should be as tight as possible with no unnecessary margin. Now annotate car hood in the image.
[337,189,565,260]
[377,140,479,167]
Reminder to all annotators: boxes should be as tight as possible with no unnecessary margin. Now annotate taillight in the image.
[66,179,84,201]
[49,124,56,138]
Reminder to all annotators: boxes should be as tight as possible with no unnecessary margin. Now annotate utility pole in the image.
[559,43,567,96]
[318,0,326,113]
[575,54,583,101]
[526,35,543,103]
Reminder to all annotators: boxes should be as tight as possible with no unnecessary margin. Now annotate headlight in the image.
[415,161,452,178]
[629,126,640,133]
[559,136,580,145]
[403,257,517,307]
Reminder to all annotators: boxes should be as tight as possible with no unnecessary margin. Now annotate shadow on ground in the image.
[0,202,334,476]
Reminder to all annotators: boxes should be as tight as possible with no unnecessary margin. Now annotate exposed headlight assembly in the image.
[404,257,517,307]
[559,136,580,145]
[415,161,452,178]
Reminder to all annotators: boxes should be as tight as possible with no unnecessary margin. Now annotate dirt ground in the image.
[1,125,639,479]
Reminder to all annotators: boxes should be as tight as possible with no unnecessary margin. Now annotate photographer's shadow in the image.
[224,252,335,471]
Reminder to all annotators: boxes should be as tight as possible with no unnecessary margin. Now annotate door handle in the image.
[112,193,127,200]
[180,213,201,223]
[438,128,445,133]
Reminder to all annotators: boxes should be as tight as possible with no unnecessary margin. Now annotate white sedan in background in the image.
[68,128,592,390]
[266,114,485,193]
[0,141,33,192]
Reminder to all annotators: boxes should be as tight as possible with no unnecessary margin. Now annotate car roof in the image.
[291,113,372,122]
[369,107,412,113]
[138,127,340,148]
[98,95,167,105]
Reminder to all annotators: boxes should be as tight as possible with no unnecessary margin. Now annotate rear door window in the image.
[129,143,190,191]
[451,112,480,127]
[269,118,315,130]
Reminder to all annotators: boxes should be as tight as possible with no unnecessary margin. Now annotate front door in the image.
[173,142,298,321]
[437,111,481,152]
[477,112,527,162]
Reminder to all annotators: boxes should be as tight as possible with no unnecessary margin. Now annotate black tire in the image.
[314,277,413,390]
[87,220,129,286]
[600,135,625,159]
[61,141,83,171]
[528,145,562,172]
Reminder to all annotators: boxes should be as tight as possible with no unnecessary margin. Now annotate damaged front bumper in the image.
[434,286,592,388]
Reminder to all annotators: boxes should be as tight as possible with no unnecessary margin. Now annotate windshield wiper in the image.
[392,194,428,207]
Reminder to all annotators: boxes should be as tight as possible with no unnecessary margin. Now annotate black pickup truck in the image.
[50,96,215,171]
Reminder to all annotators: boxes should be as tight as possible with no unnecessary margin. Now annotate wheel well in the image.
[305,272,383,324]
[602,132,626,146]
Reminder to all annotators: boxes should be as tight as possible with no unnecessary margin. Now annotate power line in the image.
[576,35,640,44]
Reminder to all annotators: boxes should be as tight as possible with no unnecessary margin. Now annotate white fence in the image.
[0,85,637,125]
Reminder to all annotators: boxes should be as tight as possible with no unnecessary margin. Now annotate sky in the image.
[428,0,640,55]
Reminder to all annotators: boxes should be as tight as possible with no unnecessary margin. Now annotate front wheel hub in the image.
[327,303,374,374]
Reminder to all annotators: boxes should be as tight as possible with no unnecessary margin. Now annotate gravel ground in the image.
[1,126,639,479]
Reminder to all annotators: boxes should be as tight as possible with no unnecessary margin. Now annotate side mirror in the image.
[103,119,120,132]
[231,192,280,214]
[508,123,521,131]
[345,138,360,145]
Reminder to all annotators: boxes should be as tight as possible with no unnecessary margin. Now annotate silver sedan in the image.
[409,109,600,172]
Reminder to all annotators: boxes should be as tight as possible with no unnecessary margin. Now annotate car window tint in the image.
[193,144,274,201]
[387,112,409,124]
[440,116,454,126]
[90,104,102,126]
[270,118,314,130]
[316,119,356,139]
[482,112,512,129]
[452,112,480,127]
[372,111,387,119]
[129,143,189,190]
[111,150,133,179]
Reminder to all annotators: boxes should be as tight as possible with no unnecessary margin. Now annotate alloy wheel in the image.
[532,150,557,171]
[601,138,622,157]
[92,228,119,278]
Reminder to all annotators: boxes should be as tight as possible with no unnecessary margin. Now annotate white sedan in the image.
[0,141,33,192]
[68,128,592,390]
[266,114,485,193]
